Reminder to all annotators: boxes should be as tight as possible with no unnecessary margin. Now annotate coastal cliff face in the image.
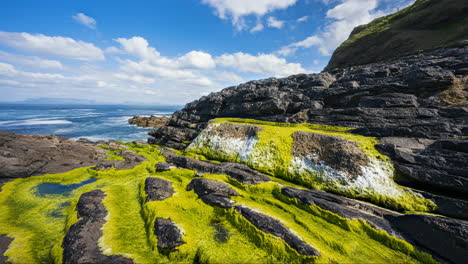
[325,0,468,70]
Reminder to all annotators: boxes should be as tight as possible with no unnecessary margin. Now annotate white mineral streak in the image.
[188,123,258,162]
[189,122,409,200]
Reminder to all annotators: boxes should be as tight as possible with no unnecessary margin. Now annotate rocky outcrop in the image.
[145,178,174,202]
[155,162,172,172]
[161,149,270,185]
[154,218,184,251]
[235,206,320,256]
[128,116,169,128]
[62,190,133,264]
[0,131,107,179]
[325,0,468,70]
[391,214,468,264]
[187,178,239,208]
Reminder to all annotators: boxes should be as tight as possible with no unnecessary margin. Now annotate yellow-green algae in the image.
[187,118,436,212]
[0,143,438,264]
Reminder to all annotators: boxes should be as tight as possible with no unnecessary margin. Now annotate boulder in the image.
[154,218,184,250]
[187,178,239,208]
[155,162,172,172]
[128,116,169,128]
[145,178,174,202]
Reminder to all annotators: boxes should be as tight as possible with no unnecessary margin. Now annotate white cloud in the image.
[0,31,104,61]
[215,52,305,76]
[250,23,264,33]
[215,71,244,83]
[202,0,297,29]
[0,51,63,70]
[267,16,285,29]
[296,16,308,22]
[72,13,97,29]
[278,0,402,56]
[178,51,216,69]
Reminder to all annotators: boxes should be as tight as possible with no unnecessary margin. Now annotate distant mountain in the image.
[325,0,468,71]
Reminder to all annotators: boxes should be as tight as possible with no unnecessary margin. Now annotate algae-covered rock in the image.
[154,218,184,251]
[187,178,238,208]
[145,178,174,202]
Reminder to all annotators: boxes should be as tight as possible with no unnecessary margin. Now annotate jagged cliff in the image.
[325,0,468,70]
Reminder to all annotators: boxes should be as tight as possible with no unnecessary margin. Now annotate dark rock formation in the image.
[281,187,399,235]
[325,0,468,70]
[235,206,320,256]
[0,235,13,264]
[155,162,172,172]
[62,190,133,264]
[391,214,468,264]
[128,116,169,128]
[187,178,239,208]
[0,131,107,179]
[154,218,184,251]
[93,150,147,171]
[145,177,174,202]
[161,149,270,185]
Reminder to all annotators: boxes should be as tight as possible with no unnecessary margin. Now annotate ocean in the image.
[0,104,181,142]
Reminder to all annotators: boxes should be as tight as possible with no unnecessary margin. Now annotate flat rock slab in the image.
[281,187,400,236]
[0,131,107,178]
[187,178,239,208]
[391,214,468,264]
[154,218,184,250]
[161,150,270,185]
[155,162,172,172]
[0,235,13,264]
[145,177,174,202]
[62,190,133,264]
[93,150,147,171]
[235,206,320,256]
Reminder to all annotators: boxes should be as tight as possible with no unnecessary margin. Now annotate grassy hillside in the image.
[325,0,468,71]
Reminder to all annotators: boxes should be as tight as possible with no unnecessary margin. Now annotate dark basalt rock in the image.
[235,206,320,256]
[128,115,169,128]
[391,214,468,264]
[154,218,184,250]
[145,177,174,202]
[0,131,107,179]
[0,235,13,264]
[93,150,147,171]
[280,187,400,236]
[155,162,172,172]
[187,178,239,208]
[62,190,133,264]
[161,150,270,185]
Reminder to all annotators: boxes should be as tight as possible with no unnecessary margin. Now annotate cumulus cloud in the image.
[278,0,406,56]
[202,0,297,29]
[72,13,97,29]
[178,51,216,69]
[0,51,63,70]
[267,16,285,28]
[0,31,104,61]
[250,23,264,33]
[215,52,305,76]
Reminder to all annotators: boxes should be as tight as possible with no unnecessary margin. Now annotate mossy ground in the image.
[0,141,438,264]
[188,118,435,212]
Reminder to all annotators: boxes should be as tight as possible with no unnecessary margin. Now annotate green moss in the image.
[189,118,435,212]
[0,142,438,264]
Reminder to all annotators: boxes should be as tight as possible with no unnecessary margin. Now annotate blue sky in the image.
[0,0,414,104]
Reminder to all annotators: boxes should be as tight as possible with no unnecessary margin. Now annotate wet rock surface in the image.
[155,162,172,172]
[62,190,133,264]
[145,177,174,202]
[128,116,169,128]
[187,178,239,208]
[154,218,184,250]
[391,214,468,264]
[161,149,270,185]
[0,131,107,179]
[235,206,320,256]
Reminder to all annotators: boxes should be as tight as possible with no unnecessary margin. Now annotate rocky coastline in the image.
[128,115,169,128]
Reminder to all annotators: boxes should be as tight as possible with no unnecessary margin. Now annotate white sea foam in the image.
[0,118,72,126]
